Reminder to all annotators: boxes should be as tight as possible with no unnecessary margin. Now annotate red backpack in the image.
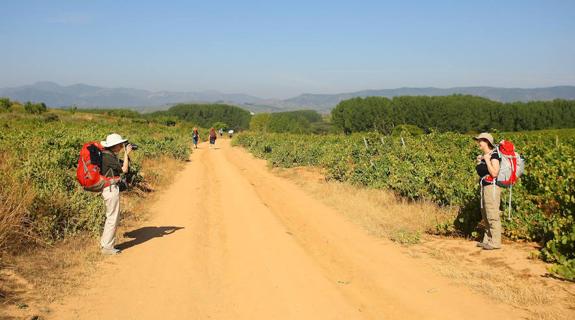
[494,140,525,187]
[76,141,117,192]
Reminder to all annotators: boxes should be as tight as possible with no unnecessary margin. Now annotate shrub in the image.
[42,113,60,122]
[0,97,10,112]
[23,101,47,114]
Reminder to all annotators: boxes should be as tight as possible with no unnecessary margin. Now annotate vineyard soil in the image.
[32,140,540,320]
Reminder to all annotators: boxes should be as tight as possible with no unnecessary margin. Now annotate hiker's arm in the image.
[122,145,132,173]
[484,153,500,178]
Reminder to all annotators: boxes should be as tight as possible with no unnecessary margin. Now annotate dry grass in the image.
[276,166,575,320]
[4,234,100,300]
[275,167,456,244]
[139,156,186,191]
[0,156,186,319]
[423,246,573,320]
[0,154,36,253]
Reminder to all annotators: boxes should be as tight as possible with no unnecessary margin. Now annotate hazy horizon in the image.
[4,81,575,101]
[2,0,574,99]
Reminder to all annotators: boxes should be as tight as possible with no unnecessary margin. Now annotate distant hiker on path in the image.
[219,128,224,137]
[209,127,217,149]
[474,132,501,250]
[192,127,200,149]
[228,129,234,138]
[100,133,132,255]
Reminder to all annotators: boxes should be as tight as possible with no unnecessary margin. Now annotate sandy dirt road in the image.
[50,140,524,320]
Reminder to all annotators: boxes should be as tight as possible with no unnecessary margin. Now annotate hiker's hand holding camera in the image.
[121,143,133,174]
[112,143,134,192]
[476,154,483,164]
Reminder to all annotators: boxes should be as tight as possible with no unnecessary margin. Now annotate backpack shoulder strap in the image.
[100,150,116,178]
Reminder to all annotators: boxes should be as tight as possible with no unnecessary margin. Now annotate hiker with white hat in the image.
[100,133,132,255]
[474,132,502,250]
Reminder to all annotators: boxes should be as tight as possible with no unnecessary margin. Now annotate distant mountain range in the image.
[283,86,575,111]
[1,82,574,113]
[0,81,280,113]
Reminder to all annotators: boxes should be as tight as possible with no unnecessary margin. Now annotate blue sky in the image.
[1,0,574,98]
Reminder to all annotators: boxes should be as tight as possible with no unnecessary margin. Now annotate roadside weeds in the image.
[0,156,185,320]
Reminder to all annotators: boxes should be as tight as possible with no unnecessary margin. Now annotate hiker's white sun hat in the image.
[101,133,127,148]
[473,132,495,146]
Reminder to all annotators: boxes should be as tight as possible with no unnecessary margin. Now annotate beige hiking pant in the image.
[481,184,502,248]
[101,185,120,249]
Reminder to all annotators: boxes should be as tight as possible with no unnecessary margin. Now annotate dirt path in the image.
[49,140,525,320]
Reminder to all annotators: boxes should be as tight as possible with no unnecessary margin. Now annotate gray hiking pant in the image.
[481,184,502,248]
[101,185,120,249]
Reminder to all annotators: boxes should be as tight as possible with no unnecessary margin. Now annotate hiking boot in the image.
[101,247,121,255]
[482,244,501,250]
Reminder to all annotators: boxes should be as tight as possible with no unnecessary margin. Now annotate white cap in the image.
[473,132,494,146]
[101,133,127,148]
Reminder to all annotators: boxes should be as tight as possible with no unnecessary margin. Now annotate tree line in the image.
[1,97,47,114]
[150,103,252,130]
[331,95,575,134]
[250,110,331,134]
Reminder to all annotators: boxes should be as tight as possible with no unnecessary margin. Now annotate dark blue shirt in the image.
[476,151,500,186]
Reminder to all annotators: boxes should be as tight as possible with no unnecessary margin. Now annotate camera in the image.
[125,142,139,151]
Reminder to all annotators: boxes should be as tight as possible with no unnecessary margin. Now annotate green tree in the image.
[23,101,47,114]
[0,97,10,112]
[263,110,323,133]
[158,103,251,130]
[331,95,575,134]
[250,113,272,132]
[212,121,229,130]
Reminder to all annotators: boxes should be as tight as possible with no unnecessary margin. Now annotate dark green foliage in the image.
[310,121,337,134]
[251,110,324,134]
[0,97,10,111]
[391,124,425,136]
[76,108,142,118]
[289,110,322,123]
[235,129,575,280]
[332,97,394,134]
[42,113,60,122]
[332,95,575,134]
[212,121,229,130]
[24,101,47,114]
[249,113,272,132]
[158,103,251,130]
[268,112,311,133]
[142,113,179,126]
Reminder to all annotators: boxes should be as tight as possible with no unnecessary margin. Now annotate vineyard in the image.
[0,111,192,252]
[234,129,575,279]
